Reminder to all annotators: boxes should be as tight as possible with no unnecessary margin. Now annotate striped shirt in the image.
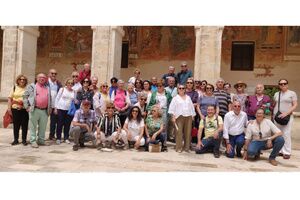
[214,89,232,117]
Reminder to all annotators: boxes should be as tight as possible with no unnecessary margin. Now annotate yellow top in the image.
[199,115,223,139]
[9,85,26,109]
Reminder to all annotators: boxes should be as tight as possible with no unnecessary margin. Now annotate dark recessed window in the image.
[231,41,255,71]
[121,41,129,68]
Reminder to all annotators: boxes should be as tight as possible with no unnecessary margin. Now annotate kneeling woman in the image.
[123,106,146,149]
[145,105,167,152]
[95,102,128,150]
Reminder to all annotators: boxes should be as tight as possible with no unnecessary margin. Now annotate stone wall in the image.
[221,26,300,111]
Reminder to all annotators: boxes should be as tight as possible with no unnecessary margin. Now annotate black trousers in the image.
[49,108,58,138]
[12,108,29,142]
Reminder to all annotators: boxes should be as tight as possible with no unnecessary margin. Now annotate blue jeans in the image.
[247,136,285,160]
[146,133,166,151]
[226,133,245,158]
[195,137,220,154]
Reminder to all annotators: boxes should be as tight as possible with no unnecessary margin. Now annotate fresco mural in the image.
[284,26,300,56]
[222,26,284,63]
[123,26,195,60]
[37,26,92,60]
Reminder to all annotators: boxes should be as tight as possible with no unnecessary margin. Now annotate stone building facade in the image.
[0,26,300,120]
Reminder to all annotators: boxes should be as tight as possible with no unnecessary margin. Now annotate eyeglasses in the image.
[102,85,108,88]
[186,82,193,84]
[67,82,73,85]
[234,105,241,108]
[279,82,288,86]
[39,77,47,79]
[140,98,146,101]
[107,107,114,109]
[206,87,213,90]
[195,81,200,84]
[202,83,207,86]
[132,110,139,113]
[151,110,157,112]
[237,85,243,88]
[178,87,185,90]
[83,80,89,83]
[72,75,78,78]
[157,85,163,88]
[51,72,57,75]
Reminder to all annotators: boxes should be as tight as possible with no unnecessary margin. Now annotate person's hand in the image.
[196,141,204,149]
[226,143,232,154]
[172,117,176,124]
[86,124,91,133]
[278,112,289,118]
[200,114,205,120]
[266,139,273,149]
[151,134,157,142]
[54,108,58,115]
[26,107,30,112]
[213,131,219,139]
[7,109,12,116]
[74,99,79,104]
[127,132,132,141]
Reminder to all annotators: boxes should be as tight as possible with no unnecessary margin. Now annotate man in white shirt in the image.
[243,108,284,166]
[71,71,82,92]
[223,101,248,158]
[47,69,62,140]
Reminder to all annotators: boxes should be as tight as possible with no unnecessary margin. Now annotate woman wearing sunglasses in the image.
[272,79,298,159]
[7,74,29,145]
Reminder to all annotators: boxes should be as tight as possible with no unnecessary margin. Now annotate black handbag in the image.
[274,92,290,125]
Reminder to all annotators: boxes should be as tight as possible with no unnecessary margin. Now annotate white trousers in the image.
[95,130,128,144]
[275,117,293,155]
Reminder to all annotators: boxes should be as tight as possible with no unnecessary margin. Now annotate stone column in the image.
[194,26,224,84]
[1,26,18,97]
[91,26,124,83]
[16,26,40,83]
[0,26,39,97]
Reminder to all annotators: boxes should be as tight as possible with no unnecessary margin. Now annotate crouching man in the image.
[69,100,97,151]
[195,105,223,158]
[243,108,284,166]
[95,102,129,150]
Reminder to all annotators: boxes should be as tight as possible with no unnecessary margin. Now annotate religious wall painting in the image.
[65,26,92,57]
[284,26,300,61]
[37,26,49,57]
[138,26,162,59]
[169,26,194,59]
[136,26,194,60]
[50,27,64,50]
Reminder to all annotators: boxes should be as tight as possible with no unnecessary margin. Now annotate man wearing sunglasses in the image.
[47,69,62,141]
[223,101,248,158]
[71,71,82,92]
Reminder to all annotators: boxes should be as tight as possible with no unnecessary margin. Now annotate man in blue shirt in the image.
[177,61,192,85]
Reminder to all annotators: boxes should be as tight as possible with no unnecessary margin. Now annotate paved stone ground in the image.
[1,119,300,172]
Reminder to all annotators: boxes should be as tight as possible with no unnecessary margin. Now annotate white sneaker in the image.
[56,140,61,145]
[65,139,71,144]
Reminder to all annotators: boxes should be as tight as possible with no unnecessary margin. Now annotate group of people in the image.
[7,61,298,166]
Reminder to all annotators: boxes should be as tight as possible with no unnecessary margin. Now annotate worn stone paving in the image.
[1,119,300,172]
